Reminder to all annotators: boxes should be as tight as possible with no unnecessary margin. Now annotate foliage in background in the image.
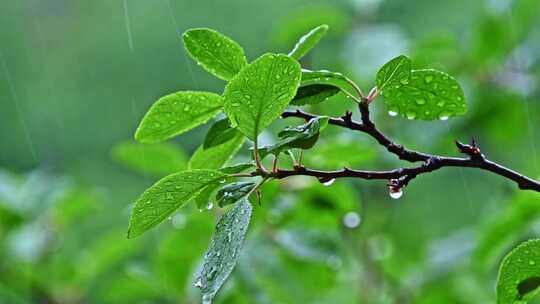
[1,0,540,303]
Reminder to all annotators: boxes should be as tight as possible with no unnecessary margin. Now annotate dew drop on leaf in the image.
[388,111,398,117]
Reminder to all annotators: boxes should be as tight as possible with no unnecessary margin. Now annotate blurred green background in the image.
[1,0,540,303]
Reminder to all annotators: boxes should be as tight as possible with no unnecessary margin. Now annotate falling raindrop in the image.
[342,211,361,228]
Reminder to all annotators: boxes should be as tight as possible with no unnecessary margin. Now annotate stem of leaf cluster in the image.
[253,137,268,174]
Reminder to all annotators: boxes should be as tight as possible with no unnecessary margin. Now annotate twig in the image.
[277,105,540,192]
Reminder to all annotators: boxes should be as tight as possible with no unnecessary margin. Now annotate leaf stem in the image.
[343,76,365,98]
[253,138,268,174]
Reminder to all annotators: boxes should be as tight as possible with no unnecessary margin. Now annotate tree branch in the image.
[278,104,540,193]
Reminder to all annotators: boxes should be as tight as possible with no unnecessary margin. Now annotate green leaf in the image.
[288,24,329,60]
[223,53,302,140]
[376,55,411,91]
[183,28,248,81]
[203,118,238,149]
[188,134,244,170]
[135,91,223,143]
[193,183,221,211]
[219,162,255,174]
[127,170,226,238]
[299,69,357,98]
[290,85,340,106]
[383,69,466,120]
[197,198,253,303]
[111,141,187,177]
[216,182,256,207]
[258,116,327,159]
[497,239,540,304]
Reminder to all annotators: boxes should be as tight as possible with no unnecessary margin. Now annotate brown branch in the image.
[277,103,540,193]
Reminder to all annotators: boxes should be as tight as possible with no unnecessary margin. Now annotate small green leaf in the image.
[288,24,329,60]
[299,69,357,98]
[127,170,226,238]
[193,183,221,211]
[189,134,244,170]
[223,53,302,140]
[497,239,540,304]
[197,198,253,303]
[183,28,248,81]
[258,116,326,159]
[203,118,238,149]
[383,69,466,120]
[290,84,340,106]
[219,162,255,174]
[135,91,223,143]
[376,55,411,91]
[216,182,256,207]
[111,141,187,176]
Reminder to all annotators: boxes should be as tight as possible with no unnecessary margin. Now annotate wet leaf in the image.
[203,118,238,149]
[219,163,255,174]
[223,53,301,140]
[111,141,187,176]
[258,117,328,159]
[183,28,248,81]
[198,198,253,303]
[290,84,340,106]
[216,182,256,207]
[288,24,329,60]
[135,91,223,143]
[497,239,540,304]
[376,55,411,91]
[127,170,226,238]
[189,134,244,170]
[299,69,356,98]
[383,69,466,120]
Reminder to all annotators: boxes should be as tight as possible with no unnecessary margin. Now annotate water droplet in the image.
[415,98,426,105]
[388,111,398,117]
[439,111,451,121]
[194,277,203,288]
[342,211,361,228]
[424,75,434,83]
[389,187,403,199]
[318,177,335,186]
[207,267,217,280]
[206,202,214,210]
